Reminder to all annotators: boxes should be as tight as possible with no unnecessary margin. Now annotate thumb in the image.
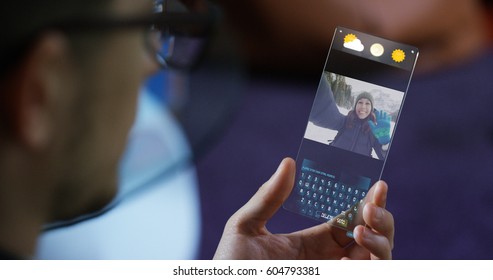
[233,158,296,231]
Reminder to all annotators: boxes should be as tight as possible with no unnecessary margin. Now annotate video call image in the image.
[304,72,405,160]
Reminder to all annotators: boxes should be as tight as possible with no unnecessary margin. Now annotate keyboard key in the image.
[293,165,371,229]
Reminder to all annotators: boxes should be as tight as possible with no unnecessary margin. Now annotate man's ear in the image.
[5,32,70,151]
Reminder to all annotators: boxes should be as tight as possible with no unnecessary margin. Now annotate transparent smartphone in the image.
[283,27,418,237]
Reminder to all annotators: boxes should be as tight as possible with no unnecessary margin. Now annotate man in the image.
[0,0,394,259]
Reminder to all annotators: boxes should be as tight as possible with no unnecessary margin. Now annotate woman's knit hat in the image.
[354,92,374,110]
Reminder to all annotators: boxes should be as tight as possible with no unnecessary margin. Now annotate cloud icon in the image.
[343,39,365,52]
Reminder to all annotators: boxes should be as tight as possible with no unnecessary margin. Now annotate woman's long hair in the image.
[345,110,376,134]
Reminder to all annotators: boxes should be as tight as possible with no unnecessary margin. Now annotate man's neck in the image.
[0,148,53,258]
[0,198,43,259]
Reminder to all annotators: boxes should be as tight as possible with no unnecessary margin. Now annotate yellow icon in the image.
[343,33,364,52]
[392,49,406,63]
[344,33,357,43]
[336,217,348,228]
[370,43,384,57]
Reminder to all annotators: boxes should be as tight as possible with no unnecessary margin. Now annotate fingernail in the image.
[374,206,383,220]
[354,226,368,241]
[366,203,383,220]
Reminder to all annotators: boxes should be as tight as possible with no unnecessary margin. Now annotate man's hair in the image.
[0,1,112,136]
[0,0,110,77]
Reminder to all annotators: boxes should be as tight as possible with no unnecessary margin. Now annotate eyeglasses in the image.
[150,0,214,70]
[1,0,215,75]
[74,0,216,70]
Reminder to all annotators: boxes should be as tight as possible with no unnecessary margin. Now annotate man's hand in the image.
[213,158,394,260]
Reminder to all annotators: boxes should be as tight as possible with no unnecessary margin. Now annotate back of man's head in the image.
[0,1,109,77]
[0,0,112,141]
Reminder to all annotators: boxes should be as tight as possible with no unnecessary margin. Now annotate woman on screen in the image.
[310,75,391,159]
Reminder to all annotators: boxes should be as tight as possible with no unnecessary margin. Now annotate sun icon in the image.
[391,49,406,63]
[344,33,357,43]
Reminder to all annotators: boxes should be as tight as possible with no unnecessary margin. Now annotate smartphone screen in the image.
[283,27,418,236]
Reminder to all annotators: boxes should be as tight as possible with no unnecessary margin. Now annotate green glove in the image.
[368,110,391,145]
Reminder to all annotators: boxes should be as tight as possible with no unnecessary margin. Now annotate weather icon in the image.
[370,43,384,57]
[343,33,364,52]
[391,49,406,63]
